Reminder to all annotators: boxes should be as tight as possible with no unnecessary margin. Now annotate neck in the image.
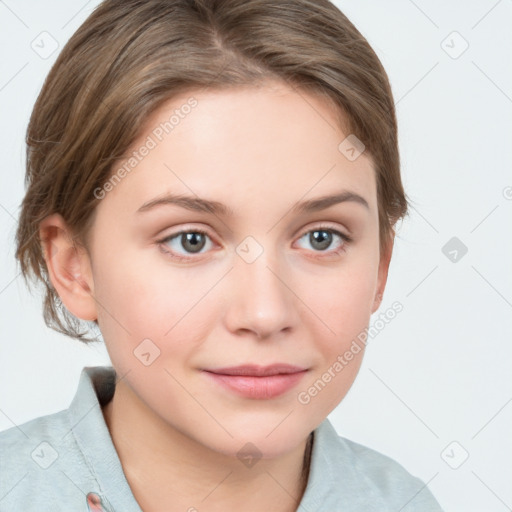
[102,378,313,512]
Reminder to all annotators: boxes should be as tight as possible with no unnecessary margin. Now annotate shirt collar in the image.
[68,366,142,511]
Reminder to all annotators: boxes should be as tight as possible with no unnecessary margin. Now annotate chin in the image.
[200,426,308,462]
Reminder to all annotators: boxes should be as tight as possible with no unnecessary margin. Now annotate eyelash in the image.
[156,224,353,263]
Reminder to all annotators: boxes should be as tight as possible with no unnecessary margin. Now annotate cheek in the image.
[92,251,217,363]
[306,259,378,343]
[296,265,374,416]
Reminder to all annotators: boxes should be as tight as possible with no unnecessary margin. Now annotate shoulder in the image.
[0,407,95,510]
[0,408,71,472]
[0,367,130,511]
[337,435,443,511]
[306,420,444,511]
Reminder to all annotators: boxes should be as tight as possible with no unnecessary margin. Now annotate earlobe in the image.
[39,213,98,321]
[372,292,383,312]
[371,234,395,314]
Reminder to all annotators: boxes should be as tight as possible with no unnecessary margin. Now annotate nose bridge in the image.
[225,236,297,338]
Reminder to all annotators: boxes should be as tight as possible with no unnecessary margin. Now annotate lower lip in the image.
[203,370,308,399]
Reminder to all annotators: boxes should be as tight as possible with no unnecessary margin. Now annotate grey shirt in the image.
[0,366,443,511]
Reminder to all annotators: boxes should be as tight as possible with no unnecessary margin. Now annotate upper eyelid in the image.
[160,223,350,247]
[162,220,350,238]
[160,221,352,240]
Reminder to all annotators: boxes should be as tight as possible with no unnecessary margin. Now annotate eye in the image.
[157,224,352,263]
[157,228,215,262]
[295,225,352,257]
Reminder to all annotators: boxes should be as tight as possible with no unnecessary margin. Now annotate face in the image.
[52,81,391,459]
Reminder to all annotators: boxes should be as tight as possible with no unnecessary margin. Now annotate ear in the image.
[371,232,395,314]
[39,213,98,321]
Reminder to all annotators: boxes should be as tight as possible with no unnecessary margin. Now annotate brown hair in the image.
[15,0,408,344]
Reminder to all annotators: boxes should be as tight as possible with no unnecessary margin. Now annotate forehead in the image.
[98,83,376,219]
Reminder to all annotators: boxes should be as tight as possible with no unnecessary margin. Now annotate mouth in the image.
[203,363,308,377]
[201,364,309,399]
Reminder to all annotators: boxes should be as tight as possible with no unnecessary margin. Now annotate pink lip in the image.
[202,364,308,399]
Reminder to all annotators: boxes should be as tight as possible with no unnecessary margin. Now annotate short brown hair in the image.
[15,0,408,343]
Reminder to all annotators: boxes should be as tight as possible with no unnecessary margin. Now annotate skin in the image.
[40,80,393,512]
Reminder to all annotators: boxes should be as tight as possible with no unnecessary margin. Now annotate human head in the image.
[15,0,408,343]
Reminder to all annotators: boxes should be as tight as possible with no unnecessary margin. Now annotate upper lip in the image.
[203,364,308,377]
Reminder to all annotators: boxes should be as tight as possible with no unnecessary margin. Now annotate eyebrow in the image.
[136,190,369,216]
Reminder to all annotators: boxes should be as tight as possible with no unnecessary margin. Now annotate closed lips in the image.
[203,364,308,377]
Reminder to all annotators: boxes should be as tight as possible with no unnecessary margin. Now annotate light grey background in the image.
[1,1,511,511]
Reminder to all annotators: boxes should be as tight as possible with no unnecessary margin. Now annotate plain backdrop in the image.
[1,1,511,511]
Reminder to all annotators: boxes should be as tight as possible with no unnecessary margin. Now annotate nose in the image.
[223,245,299,340]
